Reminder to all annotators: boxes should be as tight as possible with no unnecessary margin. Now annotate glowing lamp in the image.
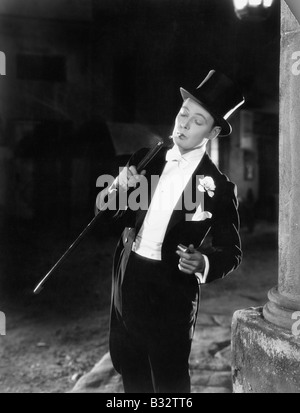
[233,0,274,21]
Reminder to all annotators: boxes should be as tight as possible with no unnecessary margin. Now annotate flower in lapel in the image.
[198,176,216,198]
[191,209,212,222]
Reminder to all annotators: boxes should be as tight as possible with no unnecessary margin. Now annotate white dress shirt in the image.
[132,143,210,284]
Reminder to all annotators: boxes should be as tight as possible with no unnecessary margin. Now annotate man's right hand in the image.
[115,166,146,193]
[96,165,146,213]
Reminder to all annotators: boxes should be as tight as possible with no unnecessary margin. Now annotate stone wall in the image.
[231,1,300,393]
[232,308,300,393]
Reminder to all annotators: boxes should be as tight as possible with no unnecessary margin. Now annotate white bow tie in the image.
[165,147,188,166]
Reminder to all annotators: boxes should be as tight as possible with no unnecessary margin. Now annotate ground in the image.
[0,214,278,393]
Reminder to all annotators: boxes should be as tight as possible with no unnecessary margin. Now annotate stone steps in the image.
[71,313,233,394]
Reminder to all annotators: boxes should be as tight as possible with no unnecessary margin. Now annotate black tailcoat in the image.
[104,145,242,372]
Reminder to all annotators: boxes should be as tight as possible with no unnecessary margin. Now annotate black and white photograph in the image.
[0,0,300,396]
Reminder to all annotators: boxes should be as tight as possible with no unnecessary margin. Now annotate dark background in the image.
[0,0,280,393]
[0,0,280,227]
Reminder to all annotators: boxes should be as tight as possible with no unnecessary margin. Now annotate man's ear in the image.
[208,126,222,140]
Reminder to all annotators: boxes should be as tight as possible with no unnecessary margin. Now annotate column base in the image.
[263,286,300,330]
[232,307,300,393]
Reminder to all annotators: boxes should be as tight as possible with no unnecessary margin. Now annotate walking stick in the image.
[33,138,169,294]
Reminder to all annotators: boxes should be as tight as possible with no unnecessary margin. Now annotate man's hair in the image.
[211,118,221,131]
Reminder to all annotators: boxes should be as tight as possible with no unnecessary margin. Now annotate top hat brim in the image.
[180,88,232,137]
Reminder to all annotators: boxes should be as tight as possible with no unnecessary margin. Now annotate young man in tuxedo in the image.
[96,70,245,393]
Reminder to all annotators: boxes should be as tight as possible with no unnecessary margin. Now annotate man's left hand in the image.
[176,244,205,275]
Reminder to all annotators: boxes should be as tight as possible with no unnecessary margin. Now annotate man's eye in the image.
[195,120,203,126]
[180,110,188,117]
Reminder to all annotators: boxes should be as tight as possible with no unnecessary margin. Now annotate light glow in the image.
[233,0,274,10]
[233,0,248,10]
[249,0,262,7]
[263,0,274,7]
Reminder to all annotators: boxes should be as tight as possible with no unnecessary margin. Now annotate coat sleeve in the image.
[199,181,242,283]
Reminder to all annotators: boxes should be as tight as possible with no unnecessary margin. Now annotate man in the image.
[96,70,245,393]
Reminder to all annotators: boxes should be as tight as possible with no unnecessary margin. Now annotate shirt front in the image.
[131,143,207,271]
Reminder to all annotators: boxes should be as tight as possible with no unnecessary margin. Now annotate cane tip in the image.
[33,285,43,295]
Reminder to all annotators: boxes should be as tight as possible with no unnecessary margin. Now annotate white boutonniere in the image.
[198,176,216,198]
[191,209,212,222]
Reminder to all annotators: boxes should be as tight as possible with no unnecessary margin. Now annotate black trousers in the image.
[109,251,199,393]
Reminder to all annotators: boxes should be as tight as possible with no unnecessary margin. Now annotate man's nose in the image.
[180,120,190,130]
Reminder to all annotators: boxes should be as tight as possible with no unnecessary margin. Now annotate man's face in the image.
[172,98,218,153]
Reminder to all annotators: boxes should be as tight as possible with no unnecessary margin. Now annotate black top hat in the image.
[180,70,245,136]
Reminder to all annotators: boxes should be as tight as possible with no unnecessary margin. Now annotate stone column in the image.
[263,0,300,330]
[231,1,300,393]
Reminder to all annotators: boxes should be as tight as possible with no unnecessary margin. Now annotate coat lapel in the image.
[164,153,214,236]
